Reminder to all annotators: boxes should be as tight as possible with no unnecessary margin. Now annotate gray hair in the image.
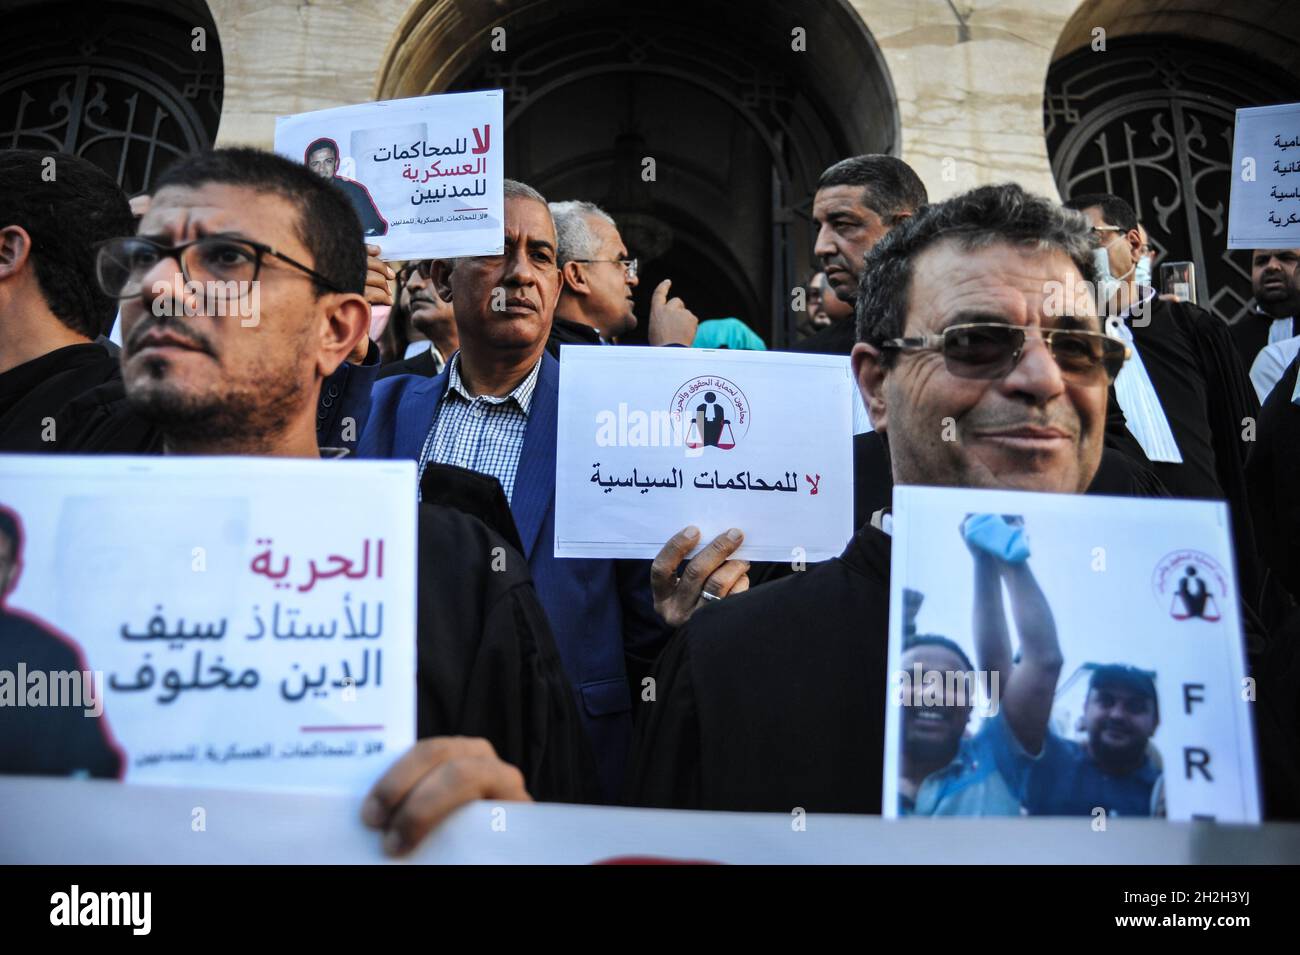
[445,178,551,269]
[855,182,1098,349]
[504,178,548,206]
[549,199,617,266]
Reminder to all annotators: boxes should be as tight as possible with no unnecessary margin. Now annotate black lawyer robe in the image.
[1124,297,1263,609]
[626,522,891,813]
[415,465,596,802]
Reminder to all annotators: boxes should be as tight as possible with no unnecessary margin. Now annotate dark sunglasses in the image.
[878,322,1129,383]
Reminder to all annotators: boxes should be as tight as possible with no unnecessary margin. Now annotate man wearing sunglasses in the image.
[628,184,1134,812]
[95,148,596,853]
[547,199,698,351]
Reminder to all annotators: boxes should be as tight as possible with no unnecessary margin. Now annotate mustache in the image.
[125,315,217,357]
[965,409,1080,437]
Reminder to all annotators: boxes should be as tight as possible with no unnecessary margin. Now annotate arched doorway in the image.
[0,0,224,196]
[378,0,898,346]
[1045,4,1300,323]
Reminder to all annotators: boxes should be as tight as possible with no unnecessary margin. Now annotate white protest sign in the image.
[0,456,417,794]
[883,487,1258,822]
[274,89,505,260]
[8,782,1300,864]
[1228,102,1300,249]
[554,346,854,561]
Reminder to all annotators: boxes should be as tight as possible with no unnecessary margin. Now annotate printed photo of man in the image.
[0,505,123,778]
[305,137,388,237]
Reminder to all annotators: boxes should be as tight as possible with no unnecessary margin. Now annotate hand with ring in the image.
[651,525,750,628]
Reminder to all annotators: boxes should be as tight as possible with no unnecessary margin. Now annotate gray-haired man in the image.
[547,199,697,351]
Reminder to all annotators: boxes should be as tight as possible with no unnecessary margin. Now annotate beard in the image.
[1088,723,1148,769]
[126,359,306,453]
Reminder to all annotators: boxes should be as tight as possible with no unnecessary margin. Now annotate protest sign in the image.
[8,781,1300,864]
[0,456,417,794]
[554,346,854,561]
[274,89,504,260]
[1228,102,1300,249]
[884,486,1259,823]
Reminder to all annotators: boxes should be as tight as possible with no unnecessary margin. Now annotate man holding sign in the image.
[627,183,1298,819]
[91,147,594,852]
[356,181,745,801]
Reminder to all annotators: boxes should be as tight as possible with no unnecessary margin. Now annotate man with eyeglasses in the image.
[377,263,459,377]
[90,148,597,853]
[1063,193,1263,615]
[627,184,1140,812]
[546,199,698,351]
[0,151,136,452]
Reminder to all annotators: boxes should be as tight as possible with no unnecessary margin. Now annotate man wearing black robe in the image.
[0,151,135,452]
[98,148,595,853]
[1065,195,1264,613]
[1228,249,1300,370]
[628,184,1300,820]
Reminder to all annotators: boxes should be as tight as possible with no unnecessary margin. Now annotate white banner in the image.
[275,90,505,261]
[0,456,417,794]
[1228,102,1300,249]
[554,346,855,561]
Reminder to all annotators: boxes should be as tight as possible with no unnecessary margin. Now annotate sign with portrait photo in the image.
[884,486,1259,823]
[0,456,417,795]
[274,89,505,261]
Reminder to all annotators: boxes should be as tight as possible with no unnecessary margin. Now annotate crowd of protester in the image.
[2,140,1299,853]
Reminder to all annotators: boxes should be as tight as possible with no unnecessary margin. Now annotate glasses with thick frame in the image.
[877,321,1130,383]
[569,257,638,281]
[95,235,345,300]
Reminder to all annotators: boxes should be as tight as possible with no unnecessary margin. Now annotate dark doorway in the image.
[392,0,898,346]
[0,0,224,196]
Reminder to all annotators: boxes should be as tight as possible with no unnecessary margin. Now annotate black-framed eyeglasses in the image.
[877,321,1129,383]
[570,257,638,281]
[95,235,346,300]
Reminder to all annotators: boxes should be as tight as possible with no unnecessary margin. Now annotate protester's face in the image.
[442,196,561,357]
[855,241,1106,494]
[121,183,365,446]
[0,532,18,604]
[307,148,338,180]
[1084,685,1157,769]
[403,264,455,341]
[812,185,894,303]
[1080,206,1138,280]
[1251,250,1300,309]
[583,215,637,339]
[900,645,972,763]
[809,271,852,327]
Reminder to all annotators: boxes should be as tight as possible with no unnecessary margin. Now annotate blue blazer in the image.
[357,351,667,800]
